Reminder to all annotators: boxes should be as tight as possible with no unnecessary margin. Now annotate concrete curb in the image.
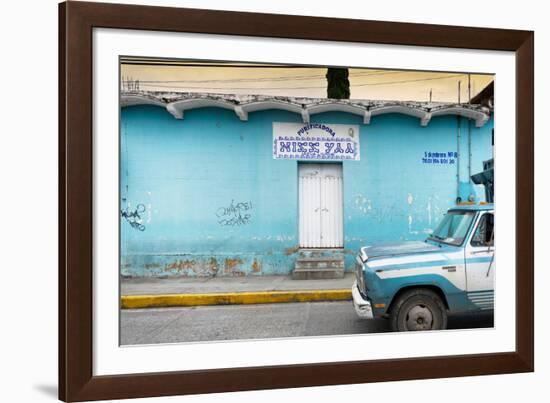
[121,289,352,309]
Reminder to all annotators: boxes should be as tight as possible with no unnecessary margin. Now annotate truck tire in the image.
[390,288,448,331]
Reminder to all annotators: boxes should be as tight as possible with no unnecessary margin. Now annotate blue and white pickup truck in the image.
[352,203,494,331]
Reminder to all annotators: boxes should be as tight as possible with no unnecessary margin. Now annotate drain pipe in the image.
[456,115,461,203]
[467,75,472,196]
[468,118,472,184]
[456,80,462,204]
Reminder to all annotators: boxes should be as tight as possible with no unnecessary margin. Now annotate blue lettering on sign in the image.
[280,142,291,152]
[296,123,337,137]
[309,142,320,153]
[422,151,457,165]
[274,136,359,161]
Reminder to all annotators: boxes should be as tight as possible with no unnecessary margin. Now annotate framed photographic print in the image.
[59,1,534,401]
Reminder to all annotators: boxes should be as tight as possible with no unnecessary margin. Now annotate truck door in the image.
[464,212,495,310]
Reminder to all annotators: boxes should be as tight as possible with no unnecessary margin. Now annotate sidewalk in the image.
[121,273,355,309]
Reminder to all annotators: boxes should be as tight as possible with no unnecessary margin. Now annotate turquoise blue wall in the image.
[120,105,493,277]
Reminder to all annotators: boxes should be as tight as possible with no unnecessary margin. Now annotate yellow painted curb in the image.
[121,289,352,309]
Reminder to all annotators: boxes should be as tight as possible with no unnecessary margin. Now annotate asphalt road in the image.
[120,301,494,345]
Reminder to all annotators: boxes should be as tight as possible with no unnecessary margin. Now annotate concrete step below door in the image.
[292,253,345,280]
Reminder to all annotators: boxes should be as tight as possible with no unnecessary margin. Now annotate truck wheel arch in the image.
[387,285,450,315]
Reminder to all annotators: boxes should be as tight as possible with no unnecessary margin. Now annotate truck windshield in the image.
[428,210,475,246]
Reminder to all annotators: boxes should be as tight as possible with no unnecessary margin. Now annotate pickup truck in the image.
[352,203,494,331]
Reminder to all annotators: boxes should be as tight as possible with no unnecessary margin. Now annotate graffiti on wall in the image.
[121,203,146,231]
[216,200,253,226]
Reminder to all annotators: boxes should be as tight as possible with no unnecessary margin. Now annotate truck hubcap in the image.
[405,305,433,330]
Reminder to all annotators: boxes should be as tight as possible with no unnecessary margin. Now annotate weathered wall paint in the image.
[120,105,493,277]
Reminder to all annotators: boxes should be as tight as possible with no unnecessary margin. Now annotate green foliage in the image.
[326,68,350,99]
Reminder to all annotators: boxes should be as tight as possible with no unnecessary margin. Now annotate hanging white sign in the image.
[273,122,360,161]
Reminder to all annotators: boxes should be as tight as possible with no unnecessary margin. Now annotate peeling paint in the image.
[166,259,197,272]
[224,258,244,276]
[251,259,262,273]
[284,246,300,256]
[208,257,219,276]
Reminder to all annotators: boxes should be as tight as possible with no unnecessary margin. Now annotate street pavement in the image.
[122,273,355,295]
[120,301,494,345]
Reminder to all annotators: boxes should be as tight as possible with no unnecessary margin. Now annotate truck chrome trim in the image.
[360,246,369,263]
[352,280,374,319]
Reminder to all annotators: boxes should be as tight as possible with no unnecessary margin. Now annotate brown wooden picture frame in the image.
[59,1,534,401]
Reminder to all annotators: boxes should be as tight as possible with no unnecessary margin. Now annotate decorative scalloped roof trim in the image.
[120,94,166,108]
[370,104,429,125]
[240,100,303,122]
[167,98,238,119]
[121,92,491,127]
[429,106,489,127]
[306,102,370,124]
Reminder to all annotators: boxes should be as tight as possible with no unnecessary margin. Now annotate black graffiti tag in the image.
[216,200,253,226]
[121,203,146,231]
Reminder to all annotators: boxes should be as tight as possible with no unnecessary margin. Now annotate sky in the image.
[121,58,494,103]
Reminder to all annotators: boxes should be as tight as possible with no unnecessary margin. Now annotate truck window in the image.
[428,211,475,246]
[471,213,494,247]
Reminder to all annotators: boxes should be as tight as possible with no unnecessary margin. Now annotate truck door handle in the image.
[442,266,456,272]
[471,249,494,254]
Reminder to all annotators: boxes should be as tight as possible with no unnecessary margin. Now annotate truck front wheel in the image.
[390,288,448,331]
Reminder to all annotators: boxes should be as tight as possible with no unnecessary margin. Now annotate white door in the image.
[465,212,495,309]
[299,163,343,248]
